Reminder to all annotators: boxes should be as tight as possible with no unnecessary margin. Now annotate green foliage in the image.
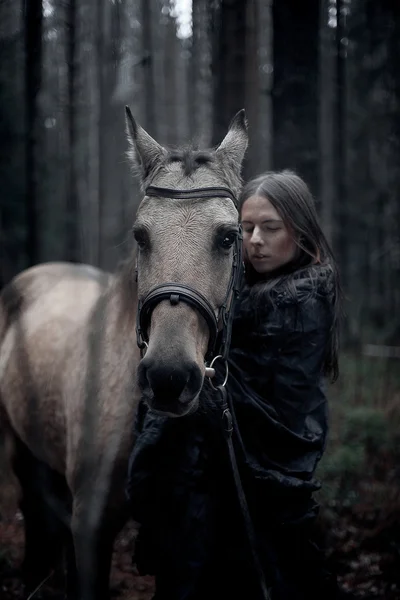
[342,407,388,450]
[322,442,365,479]
[317,351,400,507]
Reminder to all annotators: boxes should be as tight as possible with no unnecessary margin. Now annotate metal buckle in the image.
[222,407,233,435]
[206,354,229,390]
[139,340,148,358]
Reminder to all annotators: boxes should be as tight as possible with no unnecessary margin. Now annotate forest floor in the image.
[0,509,155,600]
[1,501,400,599]
[321,502,400,599]
[1,353,400,598]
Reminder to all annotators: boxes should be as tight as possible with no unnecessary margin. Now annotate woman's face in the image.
[241,195,298,274]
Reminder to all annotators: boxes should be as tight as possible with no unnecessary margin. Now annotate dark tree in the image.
[272,0,320,195]
[140,0,156,134]
[66,0,80,262]
[163,14,178,145]
[97,0,106,267]
[343,0,400,341]
[211,0,248,146]
[0,0,25,283]
[190,0,212,147]
[334,0,348,284]
[24,0,43,266]
[244,0,270,177]
[318,0,336,245]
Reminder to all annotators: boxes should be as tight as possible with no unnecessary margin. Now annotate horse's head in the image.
[126,108,248,417]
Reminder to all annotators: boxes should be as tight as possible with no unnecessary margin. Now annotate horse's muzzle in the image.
[137,357,203,416]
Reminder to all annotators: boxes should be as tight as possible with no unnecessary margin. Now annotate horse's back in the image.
[0,262,111,473]
[7,261,107,298]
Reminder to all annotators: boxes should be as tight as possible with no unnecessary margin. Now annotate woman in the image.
[127,170,347,599]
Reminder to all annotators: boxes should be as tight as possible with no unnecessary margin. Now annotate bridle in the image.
[135,185,243,367]
[134,184,270,600]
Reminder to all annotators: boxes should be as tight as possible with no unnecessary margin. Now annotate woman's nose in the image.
[251,227,263,245]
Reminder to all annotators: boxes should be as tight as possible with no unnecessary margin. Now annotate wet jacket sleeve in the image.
[270,295,331,439]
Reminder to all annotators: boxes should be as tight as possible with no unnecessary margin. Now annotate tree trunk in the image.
[211,0,247,147]
[250,0,273,176]
[0,0,25,281]
[97,0,106,267]
[272,0,319,194]
[140,0,156,135]
[244,0,259,176]
[66,0,80,262]
[163,15,178,145]
[24,0,43,266]
[101,0,124,271]
[190,0,213,147]
[318,0,335,246]
[334,0,348,284]
[391,3,400,326]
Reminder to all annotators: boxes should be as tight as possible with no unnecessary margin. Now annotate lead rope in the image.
[206,241,270,598]
[211,377,270,600]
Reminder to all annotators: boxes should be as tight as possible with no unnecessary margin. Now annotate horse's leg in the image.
[71,502,127,600]
[12,435,73,595]
[65,530,79,600]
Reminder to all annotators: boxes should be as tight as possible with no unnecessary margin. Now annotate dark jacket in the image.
[126,265,338,600]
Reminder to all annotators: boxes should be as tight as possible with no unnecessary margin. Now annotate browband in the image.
[145,185,237,204]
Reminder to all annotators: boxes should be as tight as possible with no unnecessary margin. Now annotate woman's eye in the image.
[219,231,236,249]
[264,226,281,232]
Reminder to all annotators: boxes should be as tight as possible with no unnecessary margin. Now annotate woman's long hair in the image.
[239,169,342,382]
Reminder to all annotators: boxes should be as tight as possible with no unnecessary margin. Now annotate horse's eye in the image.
[133,229,149,251]
[218,231,236,250]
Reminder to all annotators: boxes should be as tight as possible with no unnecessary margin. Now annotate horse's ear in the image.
[125,106,166,182]
[216,109,248,174]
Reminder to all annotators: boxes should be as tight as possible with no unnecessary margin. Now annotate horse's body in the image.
[0,262,139,596]
[0,110,248,599]
[0,262,113,475]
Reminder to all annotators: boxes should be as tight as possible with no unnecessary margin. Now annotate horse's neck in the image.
[102,266,138,339]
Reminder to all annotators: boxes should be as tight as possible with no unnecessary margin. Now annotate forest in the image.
[0,0,400,598]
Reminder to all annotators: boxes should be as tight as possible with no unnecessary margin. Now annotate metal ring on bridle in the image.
[207,354,229,390]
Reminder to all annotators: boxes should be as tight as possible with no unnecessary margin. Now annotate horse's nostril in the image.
[151,367,189,399]
[180,362,203,404]
[143,360,189,399]
[138,358,202,405]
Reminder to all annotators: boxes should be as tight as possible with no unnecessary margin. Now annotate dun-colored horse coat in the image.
[0,109,248,600]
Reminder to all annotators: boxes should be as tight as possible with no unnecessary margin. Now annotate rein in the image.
[135,184,270,600]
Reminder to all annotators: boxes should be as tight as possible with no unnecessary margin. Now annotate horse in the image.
[0,107,248,600]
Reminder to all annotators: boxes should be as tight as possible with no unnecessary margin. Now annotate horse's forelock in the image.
[167,148,214,177]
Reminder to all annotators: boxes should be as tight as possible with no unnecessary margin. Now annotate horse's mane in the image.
[0,281,24,344]
[112,252,138,328]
